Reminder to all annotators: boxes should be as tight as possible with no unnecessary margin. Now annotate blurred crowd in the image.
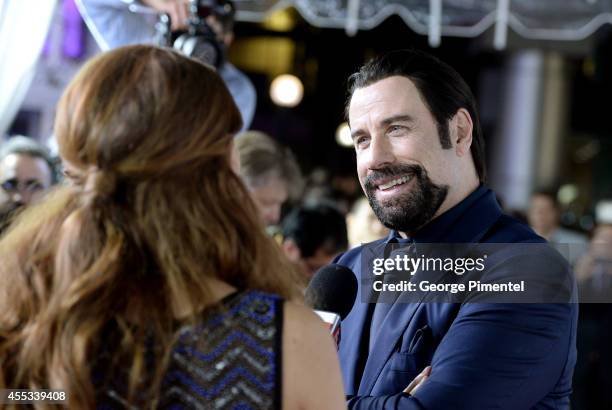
[2,133,610,292]
[1,0,611,407]
[1,130,610,407]
[0,132,390,287]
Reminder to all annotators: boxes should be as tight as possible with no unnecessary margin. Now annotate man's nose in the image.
[13,189,36,205]
[368,135,395,169]
[10,191,23,204]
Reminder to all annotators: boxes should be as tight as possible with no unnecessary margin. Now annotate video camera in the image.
[155,0,235,69]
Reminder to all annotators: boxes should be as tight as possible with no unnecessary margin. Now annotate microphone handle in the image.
[313,309,341,348]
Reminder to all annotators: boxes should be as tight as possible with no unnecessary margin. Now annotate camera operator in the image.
[76,0,256,129]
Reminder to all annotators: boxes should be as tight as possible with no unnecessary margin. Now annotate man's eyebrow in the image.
[380,114,415,127]
[350,114,416,141]
[351,127,366,141]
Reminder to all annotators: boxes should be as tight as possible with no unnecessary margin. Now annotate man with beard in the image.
[0,137,55,235]
[333,50,577,409]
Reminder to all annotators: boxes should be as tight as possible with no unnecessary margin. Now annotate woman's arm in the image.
[282,301,347,410]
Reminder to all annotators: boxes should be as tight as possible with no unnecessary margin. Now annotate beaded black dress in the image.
[96,290,283,410]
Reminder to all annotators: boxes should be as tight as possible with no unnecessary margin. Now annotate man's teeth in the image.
[378,176,411,190]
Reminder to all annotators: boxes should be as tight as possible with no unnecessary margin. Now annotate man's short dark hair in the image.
[346,49,487,183]
[282,203,348,258]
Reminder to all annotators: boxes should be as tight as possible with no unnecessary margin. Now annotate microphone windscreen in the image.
[305,264,357,320]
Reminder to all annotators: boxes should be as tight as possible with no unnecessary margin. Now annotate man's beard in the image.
[363,164,448,233]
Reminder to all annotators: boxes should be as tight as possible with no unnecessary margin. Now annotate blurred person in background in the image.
[527,189,588,244]
[329,173,361,214]
[302,168,339,210]
[527,189,587,265]
[235,131,303,227]
[0,45,345,409]
[575,200,612,293]
[575,223,612,286]
[346,196,389,248]
[573,200,612,410]
[0,136,55,235]
[76,0,256,128]
[281,202,348,286]
[302,168,360,215]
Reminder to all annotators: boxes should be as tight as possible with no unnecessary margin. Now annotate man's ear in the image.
[281,238,302,262]
[451,108,473,157]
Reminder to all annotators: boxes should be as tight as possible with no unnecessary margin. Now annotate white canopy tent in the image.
[235,0,612,49]
[0,0,57,138]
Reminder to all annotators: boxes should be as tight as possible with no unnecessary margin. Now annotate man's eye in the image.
[25,182,44,192]
[388,125,404,134]
[1,180,17,192]
[355,136,369,147]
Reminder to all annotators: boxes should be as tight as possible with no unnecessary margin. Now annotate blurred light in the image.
[558,184,578,205]
[270,74,303,107]
[229,37,294,76]
[262,9,295,32]
[582,58,595,78]
[574,140,600,163]
[336,122,353,147]
[596,200,612,224]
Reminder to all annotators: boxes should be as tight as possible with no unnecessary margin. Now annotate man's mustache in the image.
[364,164,424,191]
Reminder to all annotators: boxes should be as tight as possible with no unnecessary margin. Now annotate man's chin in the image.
[372,209,410,231]
[371,192,406,207]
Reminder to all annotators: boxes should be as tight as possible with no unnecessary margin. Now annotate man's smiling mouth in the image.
[377,175,412,191]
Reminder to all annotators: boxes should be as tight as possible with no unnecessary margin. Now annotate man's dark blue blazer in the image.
[334,186,578,409]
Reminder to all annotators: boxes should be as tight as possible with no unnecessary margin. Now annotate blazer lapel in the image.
[358,267,448,395]
[338,240,387,394]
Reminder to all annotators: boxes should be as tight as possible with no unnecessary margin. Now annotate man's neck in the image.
[399,180,481,239]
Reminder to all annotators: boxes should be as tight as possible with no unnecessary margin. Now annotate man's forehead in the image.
[348,76,424,124]
[0,154,51,180]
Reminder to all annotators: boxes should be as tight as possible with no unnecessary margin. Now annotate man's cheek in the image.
[357,179,368,196]
[32,191,47,203]
[356,167,367,188]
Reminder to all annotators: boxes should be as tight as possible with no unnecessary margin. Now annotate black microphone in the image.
[305,264,358,346]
